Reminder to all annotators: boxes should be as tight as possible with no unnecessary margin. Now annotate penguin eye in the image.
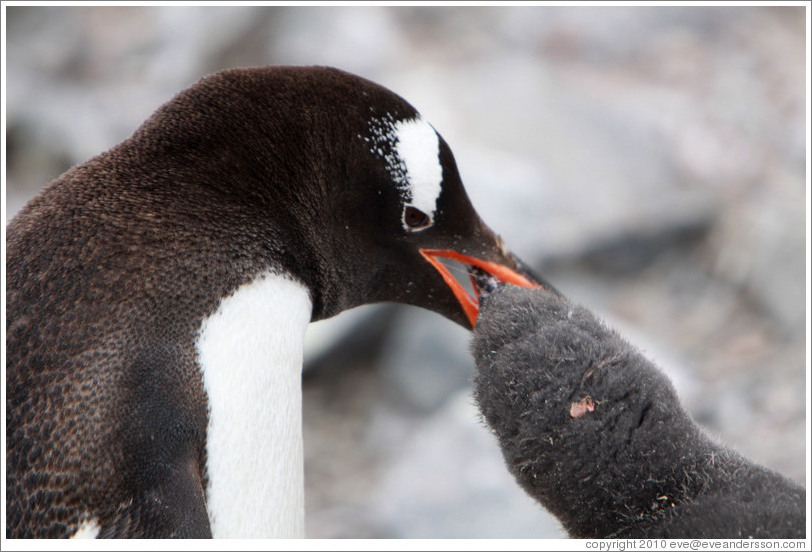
[403,206,432,231]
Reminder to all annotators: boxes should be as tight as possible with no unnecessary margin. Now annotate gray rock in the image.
[369,391,565,538]
[378,309,473,414]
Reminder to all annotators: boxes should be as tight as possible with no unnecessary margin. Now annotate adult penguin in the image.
[6,66,545,538]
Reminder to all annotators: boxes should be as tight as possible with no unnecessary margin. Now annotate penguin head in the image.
[330,106,545,329]
[134,66,547,328]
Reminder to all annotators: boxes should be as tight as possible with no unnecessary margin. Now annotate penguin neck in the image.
[197,271,312,538]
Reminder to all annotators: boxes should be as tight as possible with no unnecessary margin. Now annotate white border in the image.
[2,2,809,549]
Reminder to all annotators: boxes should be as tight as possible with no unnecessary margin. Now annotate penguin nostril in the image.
[403,206,431,231]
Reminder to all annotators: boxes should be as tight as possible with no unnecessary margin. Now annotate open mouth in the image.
[419,248,540,327]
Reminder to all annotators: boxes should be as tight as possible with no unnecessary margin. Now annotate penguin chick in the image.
[471,286,806,539]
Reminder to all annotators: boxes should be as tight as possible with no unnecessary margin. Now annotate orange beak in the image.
[419,248,541,327]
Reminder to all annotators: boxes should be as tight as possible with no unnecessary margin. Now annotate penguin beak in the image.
[418,248,541,328]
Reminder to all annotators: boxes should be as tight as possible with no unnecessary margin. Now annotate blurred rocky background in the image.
[4,6,807,539]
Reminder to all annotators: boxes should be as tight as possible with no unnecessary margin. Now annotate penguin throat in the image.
[197,272,312,538]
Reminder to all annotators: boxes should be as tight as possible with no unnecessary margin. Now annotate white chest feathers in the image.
[197,272,312,538]
[70,517,101,539]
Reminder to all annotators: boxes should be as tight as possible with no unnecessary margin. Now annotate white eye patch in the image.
[363,115,443,231]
